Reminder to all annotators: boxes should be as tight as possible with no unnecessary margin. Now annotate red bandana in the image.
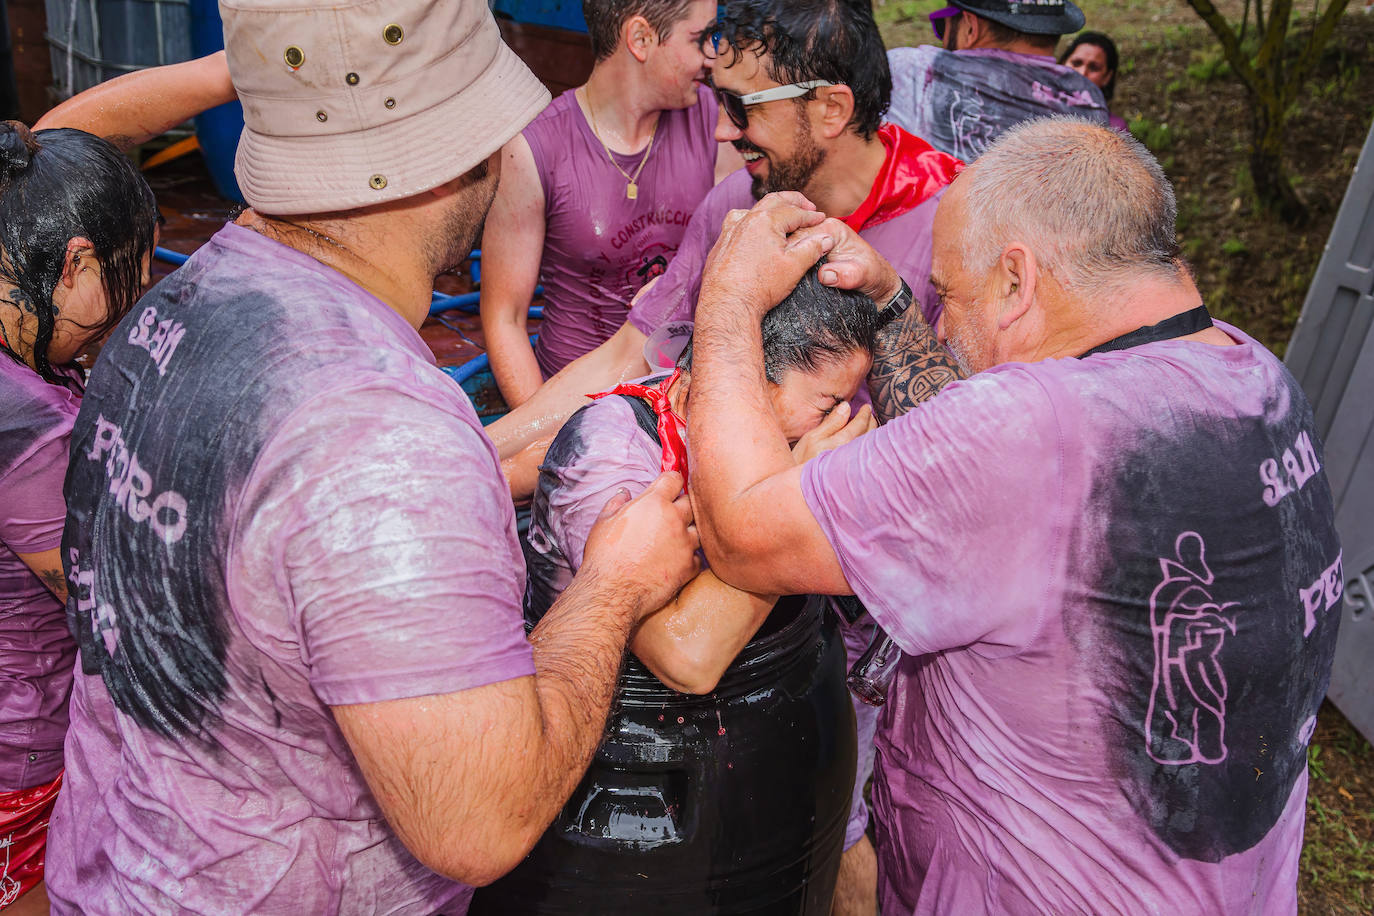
[841,124,964,232]
[588,369,690,482]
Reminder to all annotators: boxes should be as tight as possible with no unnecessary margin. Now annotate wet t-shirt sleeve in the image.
[545,397,662,571]
[800,366,1067,655]
[1,427,71,554]
[233,382,534,707]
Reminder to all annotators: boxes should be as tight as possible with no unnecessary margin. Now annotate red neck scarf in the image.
[588,369,689,482]
[842,124,964,232]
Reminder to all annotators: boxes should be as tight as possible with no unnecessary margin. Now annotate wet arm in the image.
[632,571,777,695]
[487,320,651,467]
[688,203,877,597]
[17,547,68,603]
[35,52,236,151]
[334,474,699,887]
[480,136,547,408]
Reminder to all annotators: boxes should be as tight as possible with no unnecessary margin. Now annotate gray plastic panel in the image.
[44,0,192,98]
[1285,118,1374,743]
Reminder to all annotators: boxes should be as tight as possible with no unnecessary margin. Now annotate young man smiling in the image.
[480,0,741,407]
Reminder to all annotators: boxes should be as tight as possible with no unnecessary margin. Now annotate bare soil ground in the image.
[875,4,1374,912]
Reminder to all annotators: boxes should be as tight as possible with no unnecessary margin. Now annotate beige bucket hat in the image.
[221,0,551,215]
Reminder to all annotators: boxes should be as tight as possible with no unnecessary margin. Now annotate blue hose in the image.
[154,246,190,266]
[157,245,538,320]
[441,333,537,386]
[443,353,490,384]
[429,286,543,318]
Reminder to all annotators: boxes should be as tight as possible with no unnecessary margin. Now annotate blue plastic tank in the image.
[188,0,243,203]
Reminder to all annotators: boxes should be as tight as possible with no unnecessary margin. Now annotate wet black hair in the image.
[583,0,697,61]
[679,262,880,382]
[0,122,159,385]
[1060,31,1119,102]
[708,0,891,139]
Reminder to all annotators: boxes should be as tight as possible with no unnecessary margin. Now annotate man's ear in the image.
[814,84,856,140]
[962,12,988,48]
[996,243,1035,331]
[624,15,655,62]
[60,237,96,289]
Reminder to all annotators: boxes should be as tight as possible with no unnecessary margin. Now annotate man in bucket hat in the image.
[45,2,700,913]
[886,0,1110,162]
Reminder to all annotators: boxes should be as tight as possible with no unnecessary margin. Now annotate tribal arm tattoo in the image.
[866,304,965,423]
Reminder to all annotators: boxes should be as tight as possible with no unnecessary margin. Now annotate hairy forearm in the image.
[631,571,776,694]
[526,567,642,793]
[35,52,235,150]
[866,307,964,422]
[488,322,650,463]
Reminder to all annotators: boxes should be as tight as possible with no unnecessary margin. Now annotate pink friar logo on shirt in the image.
[1144,531,1241,766]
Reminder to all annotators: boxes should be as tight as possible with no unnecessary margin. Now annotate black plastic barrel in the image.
[470,594,857,914]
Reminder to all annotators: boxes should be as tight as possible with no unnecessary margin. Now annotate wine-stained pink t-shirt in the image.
[47,223,535,915]
[0,357,80,792]
[526,85,718,377]
[801,324,1340,914]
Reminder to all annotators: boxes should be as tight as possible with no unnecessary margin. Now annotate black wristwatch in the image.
[876,279,914,328]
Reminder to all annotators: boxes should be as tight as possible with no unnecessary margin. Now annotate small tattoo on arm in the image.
[867,307,964,423]
[39,567,69,601]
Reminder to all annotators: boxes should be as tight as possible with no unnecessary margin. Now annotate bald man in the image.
[684,119,1340,913]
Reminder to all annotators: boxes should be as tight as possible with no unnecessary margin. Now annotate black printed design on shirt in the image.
[1069,370,1340,862]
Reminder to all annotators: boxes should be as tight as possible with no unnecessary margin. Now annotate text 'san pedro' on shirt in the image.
[801,324,1340,915]
[48,223,534,916]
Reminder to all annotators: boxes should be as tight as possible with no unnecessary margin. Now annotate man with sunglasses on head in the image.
[480,0,743,408]
[886,0,1109,163]
[488,3,963,913]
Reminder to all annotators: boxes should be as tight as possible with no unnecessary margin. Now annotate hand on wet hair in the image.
[792,217,902,305]
[698,192,829,323]
[0,120,41,182]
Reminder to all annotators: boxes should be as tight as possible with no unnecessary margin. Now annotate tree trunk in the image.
[1249,96,1309,224]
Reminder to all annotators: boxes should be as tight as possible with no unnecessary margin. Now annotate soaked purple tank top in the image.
[524,85,718,377]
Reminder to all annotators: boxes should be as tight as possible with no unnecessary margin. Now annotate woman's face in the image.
[1066,43,1113,90]
[47,233,155,364]
[766,349,873,443]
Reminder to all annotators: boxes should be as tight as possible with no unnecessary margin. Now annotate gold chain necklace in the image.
[584,86,657,200]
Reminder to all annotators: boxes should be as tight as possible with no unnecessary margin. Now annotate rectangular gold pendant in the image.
[626,182,638,200]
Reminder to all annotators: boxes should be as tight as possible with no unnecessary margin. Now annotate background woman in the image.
[1061,31,1128,132]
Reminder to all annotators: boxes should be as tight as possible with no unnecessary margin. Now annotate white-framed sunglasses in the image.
[712,79,836,130]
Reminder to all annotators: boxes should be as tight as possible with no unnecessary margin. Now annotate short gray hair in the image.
[958,117,1181,296]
